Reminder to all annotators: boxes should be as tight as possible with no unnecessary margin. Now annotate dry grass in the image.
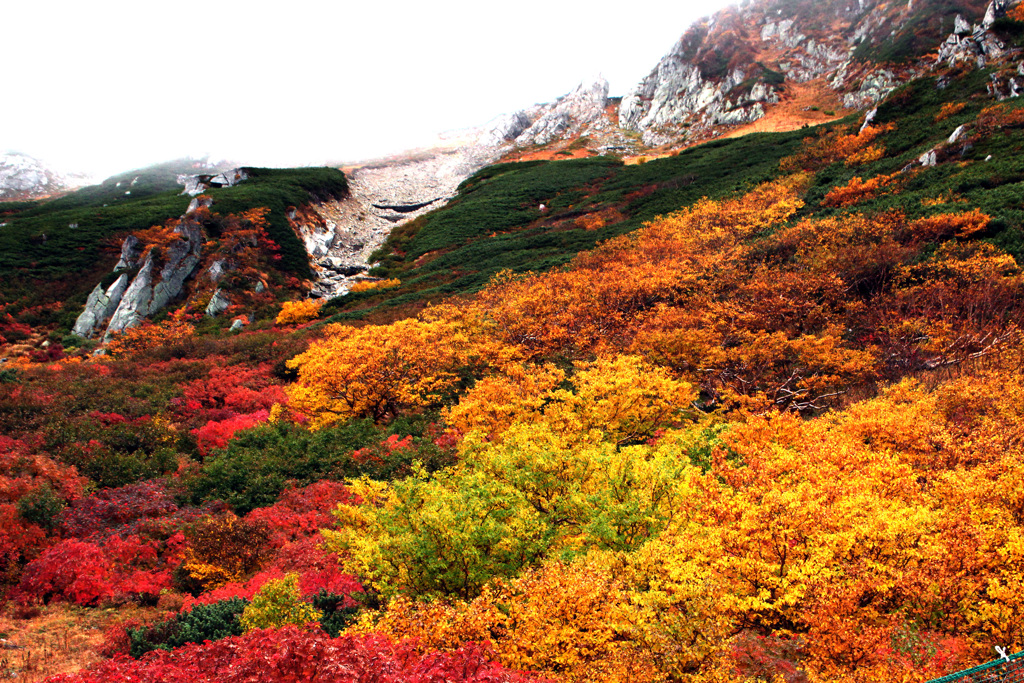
[723,79,845,138]
[0,603,161,681]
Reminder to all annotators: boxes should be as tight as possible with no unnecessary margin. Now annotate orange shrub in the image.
[821,172,902,208]
[275,299,322,326]
[105,309,196,358]
[935,102,967,122]
[781,123,895,172]
[905,208,991,241]
[349,278,401,294]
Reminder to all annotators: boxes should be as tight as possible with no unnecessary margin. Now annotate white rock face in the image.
[515,78,610,147]
[177,168,249,196]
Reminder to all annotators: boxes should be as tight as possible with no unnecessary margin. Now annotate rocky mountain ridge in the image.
[253,0,1024,308]
[618,0,1002,146]
[0,153,82,201]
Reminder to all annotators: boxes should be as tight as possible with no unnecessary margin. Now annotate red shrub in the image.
[0,436,86,503]
[193,410,269,457]
[0,504,47,574]
[178,365,285,418]
[16,534,174,606]
[245,481,353,547]
[50,627,549,682]
[59,480,179,540]
[16,539,112,605]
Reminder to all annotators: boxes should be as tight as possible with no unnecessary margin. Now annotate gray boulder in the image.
[205,289,232,317]
[71,273,130,338]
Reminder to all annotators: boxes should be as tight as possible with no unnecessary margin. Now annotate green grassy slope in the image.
[326,129,812,320]
[0,166,347,330]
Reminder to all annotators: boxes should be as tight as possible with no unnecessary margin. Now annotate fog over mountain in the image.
[2,0,733,180]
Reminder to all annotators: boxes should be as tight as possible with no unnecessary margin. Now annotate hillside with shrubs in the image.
[2,1,1024,682]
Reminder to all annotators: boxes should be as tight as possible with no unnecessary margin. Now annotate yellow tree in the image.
[286,318,468,426]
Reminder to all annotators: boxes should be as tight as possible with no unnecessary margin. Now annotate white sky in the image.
[2,0,736,180]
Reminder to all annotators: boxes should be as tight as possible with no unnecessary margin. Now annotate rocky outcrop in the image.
[177,168,249,196]
[205,289,231,317]
[480,111,534,147]
[103,219,203,338]
[72,210,206,340]
[760,20,850,83]
[619,59,780,146]
[515,78,610,147]
[71,274,130,338]
[936,1,1021,68]
[842,69,902,109]
[115,235,144,270]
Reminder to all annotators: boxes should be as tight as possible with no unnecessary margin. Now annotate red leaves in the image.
[59,480,179,539]
[179,364,285,455]
[180,365,285,417]
[15,535,173,606]
[0,504,46,572]
[16,539,112,606]
[51,628,548,683]
[246,481,354,548]
[193,410,270,457]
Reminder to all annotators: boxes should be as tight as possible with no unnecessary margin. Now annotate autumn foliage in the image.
[276,299,323,326]
[7,83,1024,683]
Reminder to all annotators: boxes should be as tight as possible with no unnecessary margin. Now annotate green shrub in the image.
[127,597,248,657]
[310,590,361,637]
[16,484,66,531]
[188,418,455,514]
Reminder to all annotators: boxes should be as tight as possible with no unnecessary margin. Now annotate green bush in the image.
[310,590,361,637]
[187,418,455,514]
[127,597,248,657]
[16,484,66,531]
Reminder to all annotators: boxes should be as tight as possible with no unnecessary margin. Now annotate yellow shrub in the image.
[275,299,323,326]
[239,574,320,632]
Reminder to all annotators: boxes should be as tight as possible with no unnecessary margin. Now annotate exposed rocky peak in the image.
[616,0,998,148]
[0,153,72,200]
[514,78,611,147]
